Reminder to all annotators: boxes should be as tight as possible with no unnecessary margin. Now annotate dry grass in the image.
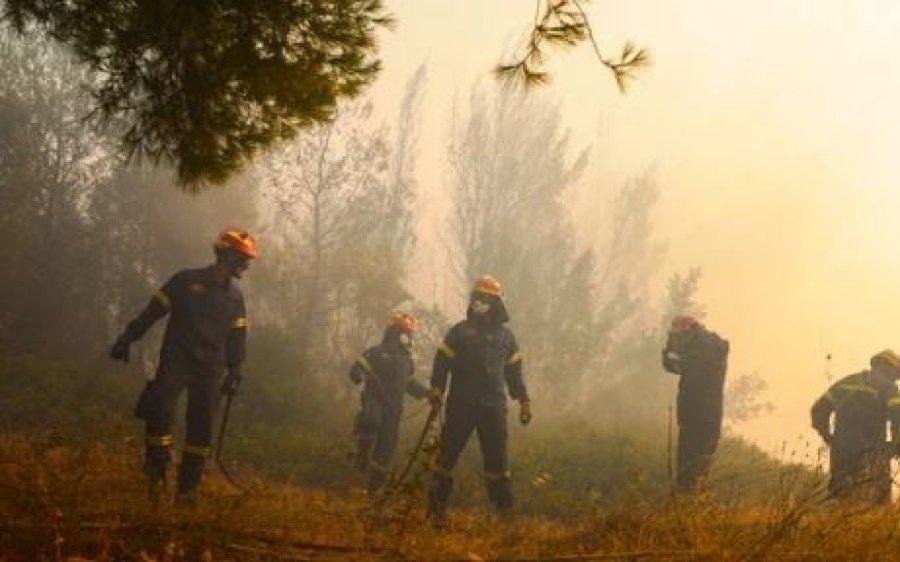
[2,433,900,561]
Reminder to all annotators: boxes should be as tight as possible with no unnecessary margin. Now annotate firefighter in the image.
[348,311,429,493]
[662,315,729,493]
[110,227,257,505]
[426,275,531,526]
[811,350,900,504]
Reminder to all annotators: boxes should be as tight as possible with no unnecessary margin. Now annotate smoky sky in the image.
[371,0,900,452]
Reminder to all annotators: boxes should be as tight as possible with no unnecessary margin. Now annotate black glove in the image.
[221,370,243,396]
[519,400,532,426]
[110,333,132,363]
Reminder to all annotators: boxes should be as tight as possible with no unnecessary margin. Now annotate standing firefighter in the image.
[349,311,429,493]
[110,228,257,505]
[426,275,531,526]
[811,350,900,504]
[662,315,729,493]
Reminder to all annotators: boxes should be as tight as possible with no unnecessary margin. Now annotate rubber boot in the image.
[427,473,453,529]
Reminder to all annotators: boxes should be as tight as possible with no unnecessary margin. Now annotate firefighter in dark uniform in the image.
[662,315,729,493]
[811,349,900,504]
[348,311,429,493]
[426,275,531,526]
[110,227,257,504]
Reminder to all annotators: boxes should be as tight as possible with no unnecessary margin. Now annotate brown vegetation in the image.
[2,433,900,561]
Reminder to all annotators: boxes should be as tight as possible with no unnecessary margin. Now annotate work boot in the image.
[147,474,167,506]
[428,510,450,530]
[426,473,453,529]
[175,488,198,508]
[176,453,205,508]
[485,476,514,513]
[143,451,170,506]
[367,465,389,495]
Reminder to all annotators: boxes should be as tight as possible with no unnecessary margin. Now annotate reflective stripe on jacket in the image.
[125,266,247,369]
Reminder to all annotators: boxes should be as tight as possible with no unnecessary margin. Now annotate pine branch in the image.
[496,0,650,92]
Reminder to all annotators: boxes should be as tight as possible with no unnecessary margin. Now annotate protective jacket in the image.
[350,335,428,418]
[124,266,247,372]
[662,327,729,426]
[811,371,900,454]
[432,316,528,407]
[810,370,900,503]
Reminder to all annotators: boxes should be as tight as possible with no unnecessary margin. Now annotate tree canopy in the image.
[3,1,646,190]
[3,0,390,189]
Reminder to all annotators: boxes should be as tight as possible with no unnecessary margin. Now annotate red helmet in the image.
[389,311,417,333]
[473,275,503,297]
[214,227,258,259]
[670,315,700,332]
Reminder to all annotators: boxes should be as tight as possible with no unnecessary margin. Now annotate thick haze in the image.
[370,1,900,452]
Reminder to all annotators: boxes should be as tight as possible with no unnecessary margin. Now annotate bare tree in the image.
[256,69,426,378]
[448,86,593,402]
[0,28,112,353]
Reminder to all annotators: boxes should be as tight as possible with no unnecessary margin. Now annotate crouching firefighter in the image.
[426,275,532,526]
[110,228,257,505]
[349,312,429,493]
[811,349,900,504]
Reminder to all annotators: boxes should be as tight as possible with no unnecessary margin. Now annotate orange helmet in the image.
[214,227,258,259]
[473,275,503,297]
[670,315,700,332]
[389,311,417,333]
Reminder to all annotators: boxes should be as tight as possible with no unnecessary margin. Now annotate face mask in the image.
[225,252,250,278]
[470,297,491,316]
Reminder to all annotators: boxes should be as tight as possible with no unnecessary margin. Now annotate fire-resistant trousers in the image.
[354,399,401,493]
[134,356,223,494]
[428,400,512,515]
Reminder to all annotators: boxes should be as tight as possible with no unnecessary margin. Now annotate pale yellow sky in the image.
[370,1,900,453]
